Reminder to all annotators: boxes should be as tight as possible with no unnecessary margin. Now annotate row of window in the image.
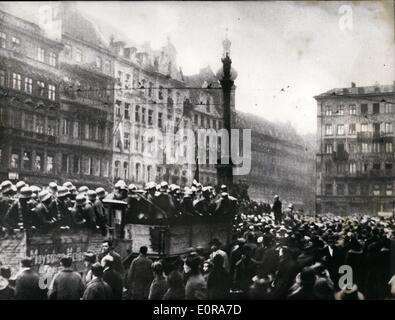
[61,118,111,144]
[63,44,111,74]
[324,142,393,154]
[324,183,393,196]
[324,103,392,116]
[0,31,57,67]
[193,113,222,130]
[114,161,154,182]
[324,123,393,136]
[325,161,394,174]
[6,148,110,177]
[115,100,222,131]
[0,70,56,100]
[0,108,112,144]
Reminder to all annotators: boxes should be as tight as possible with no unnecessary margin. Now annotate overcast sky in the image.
[5,1,395,135]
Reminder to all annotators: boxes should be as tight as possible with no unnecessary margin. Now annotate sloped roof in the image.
[61,7,108,49]
[235,111,302,144]
[315,83,395,99]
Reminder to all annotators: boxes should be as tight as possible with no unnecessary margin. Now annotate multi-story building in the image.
[315,82,395,215]
[56,5,114,188]
[0,9,64,185]
[109,37,226,187]
[235,112,316,212]
[0,5,115,188]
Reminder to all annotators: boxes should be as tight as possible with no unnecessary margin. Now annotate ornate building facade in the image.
[315,83,395,215]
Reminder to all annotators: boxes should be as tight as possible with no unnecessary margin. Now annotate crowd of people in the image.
[0,179,237,236]
[0,177,395,300]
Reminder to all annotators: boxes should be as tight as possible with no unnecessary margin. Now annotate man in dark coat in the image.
[48,256,84,300]
[5,186,35,231]
[272,195,282,225]
[0,266,15,300]
[82,263,113,300]
[207,254,230,299]
[56,187,73,230]
[101,255,123,300]
[287,267,318,300]
[97,240,124,276]
[193,187,216,217]
[154,182,176,219]
[94,188,108,236]
[0,181,14,231]
[15,258,45,300]
[34,190,57,232]
[126,246,153,300]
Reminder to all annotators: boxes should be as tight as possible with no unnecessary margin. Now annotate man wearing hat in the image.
[271,195,283,225]
[0,266,15,300]
[101,254,123,300]
[124,184,144,226]
[154,181,176,220]
[94,188,108,236]
[214,186,238,217]
[4,186,35,232]
[82,251,96,286]
[15,181,27,198]
[209,239,230,272]
[48,181,57,195]
[35,190,57,232]
[48,255,84,300]
[82,263,113,300]
[15,257,45,300]
[180,188,197,218]
[78,186,89,197]
[71,194,96,231]
[69,186,78,203]
[144,182,158,220]
[0,181,15,231]
[56,186,73,230]
[112,180,128,201]
[193,187,215,217]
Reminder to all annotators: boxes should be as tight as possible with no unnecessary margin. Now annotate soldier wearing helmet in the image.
[35,190,57,232]
[5,186,35,232]
[0,181,14,231]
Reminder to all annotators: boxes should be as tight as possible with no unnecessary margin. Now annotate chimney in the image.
[351,82,356,88]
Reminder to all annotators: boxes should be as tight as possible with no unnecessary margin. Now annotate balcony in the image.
[3,127,58,144]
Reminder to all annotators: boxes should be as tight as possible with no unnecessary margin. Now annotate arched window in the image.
[123,162,129,180]
[114,161,120,178]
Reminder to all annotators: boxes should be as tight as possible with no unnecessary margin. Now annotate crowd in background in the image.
[0,178,395,300]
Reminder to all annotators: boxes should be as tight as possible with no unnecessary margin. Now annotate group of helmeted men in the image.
[0,178,238,236]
